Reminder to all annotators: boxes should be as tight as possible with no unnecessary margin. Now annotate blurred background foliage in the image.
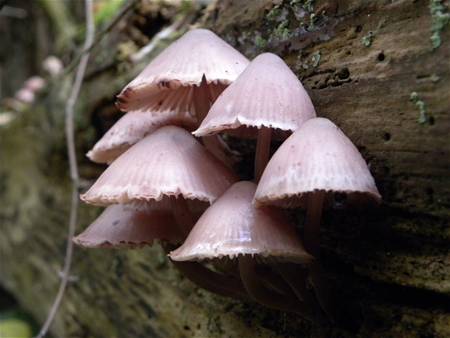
[0,1,129,337]
[0,287,35,338]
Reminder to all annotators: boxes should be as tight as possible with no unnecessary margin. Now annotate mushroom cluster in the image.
[76,28,381,321]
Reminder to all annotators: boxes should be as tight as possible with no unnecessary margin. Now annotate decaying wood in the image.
[1,1,449,337]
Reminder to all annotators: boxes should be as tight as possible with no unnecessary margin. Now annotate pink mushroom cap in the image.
[42,56,63,77]
[170,181,312,264]
[81,126,238,206]
[193,53,316,138]
[87,88,198,164]
[24,76,46,92]
[254,118,381,208]
[73,203,182,248]
[15,88,35,104]
[116,28,249,112]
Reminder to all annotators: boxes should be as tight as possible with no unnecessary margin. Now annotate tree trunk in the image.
[1,1,449,337]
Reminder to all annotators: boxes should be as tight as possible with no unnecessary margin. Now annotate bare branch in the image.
[34,0,95,337]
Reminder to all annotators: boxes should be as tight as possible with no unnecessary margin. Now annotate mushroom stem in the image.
[256,265,298,298]
[254,127,272,181]
[170,197,194,237]
[309,263,336,322]
[304,191,335,321]
[238,255,309,315]
[304,191,325,257]
[163,244,247,299]
[202,136,235,168]
[273,264,308,300]
[194,78,234,168]
[273,263,322,322]
[172,260,246,299]
[165,201,247,299]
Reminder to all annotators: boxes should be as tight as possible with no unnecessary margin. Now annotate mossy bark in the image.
[1,0,449,337]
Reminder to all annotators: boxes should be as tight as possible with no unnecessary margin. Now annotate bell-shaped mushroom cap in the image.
[81,126,238,206]
[24,76,46,92]
[255,118,381,208]
[117,29,249,111]
[87,91,198,164]
[193,53,316,137]
[170,181,312,263]
[15,88,35,104]
[73,204,182,248]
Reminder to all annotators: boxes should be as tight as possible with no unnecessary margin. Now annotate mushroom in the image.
[81,125,242,297]
[81,126,236,225]
[24,76,46,92]
[170,181,315,317]
[73,203,183,248]
[116,29,248,111]
[254,117,381,318]
[87,88,197,164]
[15,88,35,104]
[42,56,63,77]
[115,28,250,166]
[194,53,316,179]
[255,117,381,252]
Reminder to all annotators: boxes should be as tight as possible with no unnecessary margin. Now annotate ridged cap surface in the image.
[116,29,249,112]
[73,204,181,248]
[170,181,312,263]
[87,91,197,164]
[255,118,381,208]
[194,53,315,137]
[81,126,237,206]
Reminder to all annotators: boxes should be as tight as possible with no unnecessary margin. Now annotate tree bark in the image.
[1,1,449,337]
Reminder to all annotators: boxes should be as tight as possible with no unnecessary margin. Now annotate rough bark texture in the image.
[1,0,449,337]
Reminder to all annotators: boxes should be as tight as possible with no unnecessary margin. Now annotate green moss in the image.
[263,0,322,46]
[266,6,282,21]
[179,0,194,14]
[94,0,126,26]
[410,92,431,124]
[290,0,317,30]
[311,50,321,67]
[362,31,375,47]
[0,318,33,338]
[290,0,315,12]
[254,35,267,48]
[430,0,450,49]
[274,21,292,40]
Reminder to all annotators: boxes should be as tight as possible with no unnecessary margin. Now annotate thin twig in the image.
[35,0,95,337]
